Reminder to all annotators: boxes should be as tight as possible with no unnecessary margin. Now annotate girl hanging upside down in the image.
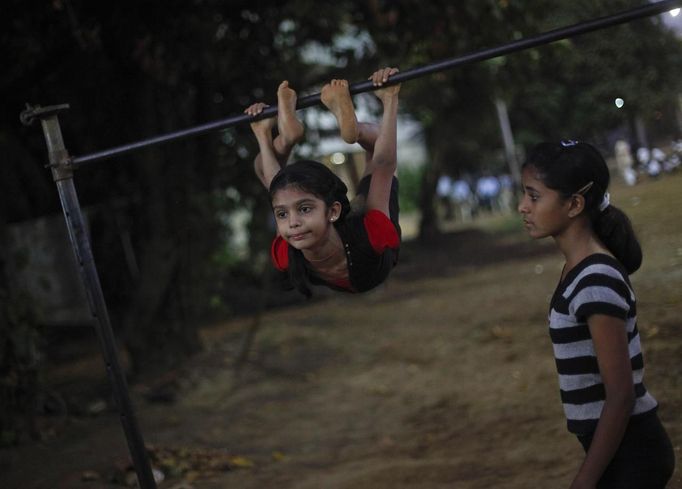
[244,67,401,297]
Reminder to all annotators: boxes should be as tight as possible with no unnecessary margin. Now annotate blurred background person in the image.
[436,173,454,221]
[615,139,637,186]
[450,178,476,222]
[475,172,501,214]
[497,173,515,213]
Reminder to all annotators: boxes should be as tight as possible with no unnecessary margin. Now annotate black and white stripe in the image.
[548,254,657,434]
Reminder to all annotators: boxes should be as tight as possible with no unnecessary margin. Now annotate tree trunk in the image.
[122,78,201,376]
[417,141,443,242]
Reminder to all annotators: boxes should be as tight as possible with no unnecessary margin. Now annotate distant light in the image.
[614,98,625,109]
[331,152,346,165]
[670,8,681,17]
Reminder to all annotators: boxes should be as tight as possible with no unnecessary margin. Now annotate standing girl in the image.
[518,140,675,489]
[244,67,401,297]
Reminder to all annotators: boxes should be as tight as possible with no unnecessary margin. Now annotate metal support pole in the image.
[67,0,681,167]
[21,104,157,489]
[494,98,521,185]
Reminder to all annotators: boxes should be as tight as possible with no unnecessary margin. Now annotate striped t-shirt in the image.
[548,253,658,434]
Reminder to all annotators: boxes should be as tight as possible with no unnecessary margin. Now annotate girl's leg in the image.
[320,80,382,178]
[321,79,359,144]
[273,80,304,162]
[356,122,380,178]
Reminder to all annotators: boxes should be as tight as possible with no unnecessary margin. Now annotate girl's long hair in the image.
[269,160,351,297]
[524,141,642,274]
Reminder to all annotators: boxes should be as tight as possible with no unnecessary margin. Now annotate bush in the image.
[398,165,425,213]
[0,282,44,446]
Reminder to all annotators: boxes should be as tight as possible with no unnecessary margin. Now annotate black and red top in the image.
[271,209,400,293]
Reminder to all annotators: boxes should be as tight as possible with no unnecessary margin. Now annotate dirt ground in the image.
[3,172,681,489]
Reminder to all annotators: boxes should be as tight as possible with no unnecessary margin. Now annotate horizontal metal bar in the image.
[70,0,681,167]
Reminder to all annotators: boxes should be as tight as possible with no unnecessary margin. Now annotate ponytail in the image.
[592,205,642,274]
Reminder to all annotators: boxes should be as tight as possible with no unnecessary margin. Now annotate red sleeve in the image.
[364,209,400,254]
[271,235,289,271]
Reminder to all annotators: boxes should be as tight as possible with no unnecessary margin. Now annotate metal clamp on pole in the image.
[20,103,70,126]
[21,104,74,181]
[23,103,158,489]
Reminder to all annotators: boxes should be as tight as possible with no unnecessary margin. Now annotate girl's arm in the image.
[366,68,400,217]
[245,102,281,189]
[569,314,635,489]
[254,128,282,189]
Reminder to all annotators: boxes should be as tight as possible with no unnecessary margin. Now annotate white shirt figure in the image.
[636,147,650,165]
[615,140,636,186]
[436,175,452,197]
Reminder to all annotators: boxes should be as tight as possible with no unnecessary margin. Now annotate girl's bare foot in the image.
[321,79,359,144]
[276,81,304,146]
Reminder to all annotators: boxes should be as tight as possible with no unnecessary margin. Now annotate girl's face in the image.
[271,185,340,250]
[518,166,572,239]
